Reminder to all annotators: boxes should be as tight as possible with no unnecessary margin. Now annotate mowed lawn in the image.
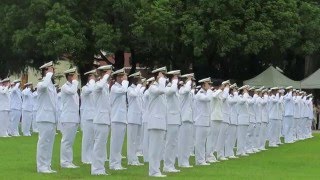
[0,132,319,180]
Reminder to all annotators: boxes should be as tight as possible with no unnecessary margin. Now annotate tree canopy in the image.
[1,0,320,82]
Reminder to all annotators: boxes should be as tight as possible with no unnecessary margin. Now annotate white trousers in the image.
[269,119,281,146]
[236,125,248,155]
[137,125,143,154]
[253,123,261,149]
[246,123,255,151]
[60,122,78,167]
[81,119,94,164]
[216,122,229,158]
[164,124,180,170]
[178,122,193,166]
[56,110,62,131]
[292,118,298,141]
[306,119,313,137]
[195,125,210,164]
[206,121,221,158]
[22,110,33,136]
[297,118,305,140]
[32,110,38,133]
[91,124,110,175]
[127,123,141,164]
[225,124,237,157]
[36,122,56,172]
[148,129,166,176]
[142,122,149,162]
[109,122,126,169]
[0,111,10,137]
[283,116,293,143]
[259,122,268,149]
[9,109,21,136]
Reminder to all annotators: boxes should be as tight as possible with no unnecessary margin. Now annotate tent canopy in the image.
[301,68,320,89]
[243,66,301,88]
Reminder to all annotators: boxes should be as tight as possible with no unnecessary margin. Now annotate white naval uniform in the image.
[306,98,313,138]
[36,72,58,173]
[293,95,301,141]
[225,93,238,157]
[206,89,223,162]
[91,74,110,175]
[0,85,10,137]
[278,95,284,144]
[21,87,33,136]
[60,80,80,167]
[164,79,181,171]
[109,80,129,170]
[194,88,212,165]
[301,97,309,139]
[127,83,144,165]
[268,93,281,146]
[253,95,262,150]
[32,91,39,133]
[259,94,269,150]
[80,79,95,164]
[236,93,250,156]
[56,92,62,131]
[246,94,256,153]
[216,87,230,159]
[9,83,22,136]
[142,89,150,162]
[178,80,193,167]
[283,91,294,143]
[148,77,167,176]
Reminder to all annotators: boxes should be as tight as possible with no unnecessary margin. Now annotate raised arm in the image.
[37,72,53,92]
[179,80,192,95]
[62,80,79,95]
[149,77,166,96]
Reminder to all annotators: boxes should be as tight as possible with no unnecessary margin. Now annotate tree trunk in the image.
[129,48,137,75]
[114,50,124,70]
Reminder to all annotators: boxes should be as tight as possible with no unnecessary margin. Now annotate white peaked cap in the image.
[238,85,248,90]
[0,78,10,83]
[24,82,32,86]
[270,87,279,90]
[141,78,146,83]
[180,73,194,78]
[196,85,201,89]
[198,77,212,83]
[64,67,77,74]
[285,86,293,90]
[39,61,53,69]
[230,83,237,89]
[166,70,181,75]
[248,86,255,91]
[222,80,230,85]
[146,77,155,82]
[128,71,141,78]
[307,94,313,98]
[151,66,167,74]
[97,65,113,71]
[84,69,96,75]
[111,68,126,76]
[13,79,21,83]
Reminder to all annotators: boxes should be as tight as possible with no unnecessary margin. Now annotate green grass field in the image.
[0,132,319,180]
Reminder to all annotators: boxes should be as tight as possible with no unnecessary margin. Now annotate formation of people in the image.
[0,61,315,177]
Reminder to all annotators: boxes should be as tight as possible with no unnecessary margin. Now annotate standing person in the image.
[178,73,194,168]
[60,68,80,168]
[148,66,167,177]
[163,70,181,173]
[259,89,269,150]
[283,86,294,143]
[32,86,39,133]
[81,69,96,164]
[142,77,155,163]
[246,86,257,154]
[0,78,11,137]
[21,82,34,136]
[127,71,144,166]
[9,79,22,136]
[36,61,58,173]
[236,85,250,156]
[268,87,281,147]
[194,77,212,166]
[225,83,239,159]
[56,86,62,132]
[292,90,301,142]
[91,65,112,175]
[109,68,129,170]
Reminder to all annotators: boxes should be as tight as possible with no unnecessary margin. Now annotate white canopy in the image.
[243,66,301,88]
[301,68,320,89]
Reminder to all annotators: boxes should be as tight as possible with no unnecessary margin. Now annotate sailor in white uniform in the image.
[142,77,155,163]
[9,79,22,136]
[36,61,58,173]
[292,90,301,141]
[194,77,212,166]
[163,70,181,173]
[21,82,34,136]
[59,68,80,168]
[306,94,314,138]
[32,86,39,133]
[148,66,167,177]
[268,87,281,147]
[253,87,263,152]
[283,86,294,143]
[178,73,194,168]
[0,78,11,137]
[80,69,96,164]
[127,71,145,166]
[246,86,257,154]
[91,65,112,175]
[109,68,129,170]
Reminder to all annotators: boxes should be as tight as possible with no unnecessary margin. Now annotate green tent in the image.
[301,68,320,89]
[243,66,301,88]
